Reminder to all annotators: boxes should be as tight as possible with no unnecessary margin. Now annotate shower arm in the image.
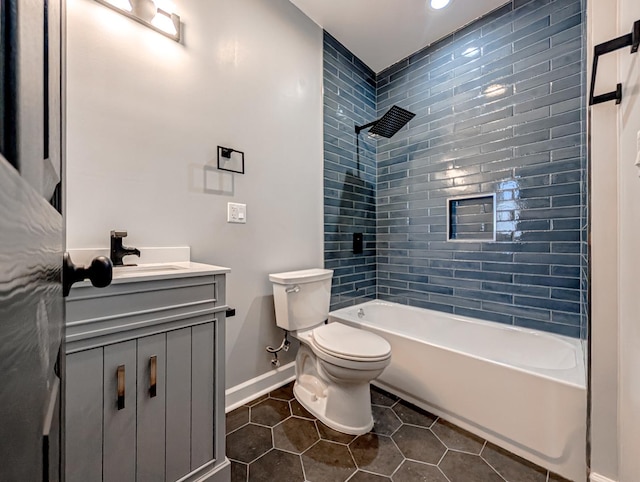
[589,19,640,106]
[354,121,377,135]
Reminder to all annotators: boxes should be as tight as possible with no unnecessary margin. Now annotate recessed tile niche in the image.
[447,194,496,242]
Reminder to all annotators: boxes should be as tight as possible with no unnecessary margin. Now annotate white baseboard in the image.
[590,473,617,482]
[225,362,295,412]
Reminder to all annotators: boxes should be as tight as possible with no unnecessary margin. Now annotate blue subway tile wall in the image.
[375,0,586,337]
[579,0,588,342]
[322,0,587,337]
[323,32,378,310]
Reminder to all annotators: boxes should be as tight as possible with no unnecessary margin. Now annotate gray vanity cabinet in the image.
[65,269,228,482]
[136,333,167,482]
[165,327,193,480]
[66,343,141,482]
[103,340,137,482]
[65,348,104,482]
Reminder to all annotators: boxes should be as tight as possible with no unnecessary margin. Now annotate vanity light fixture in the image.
[430,0,451,10]
[95,0,182,42]
[105,0,132,11]
[152,9,178,37]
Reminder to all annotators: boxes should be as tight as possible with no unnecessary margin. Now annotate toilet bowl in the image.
[269,268,391,435]
[293,322,391,434]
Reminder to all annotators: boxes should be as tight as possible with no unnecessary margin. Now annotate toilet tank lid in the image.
[269,268,333,284]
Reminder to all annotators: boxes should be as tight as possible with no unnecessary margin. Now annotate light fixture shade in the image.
[151,9,178,36]
[105,0,132,11]
[132,0,156,22]
[430,0,451,10]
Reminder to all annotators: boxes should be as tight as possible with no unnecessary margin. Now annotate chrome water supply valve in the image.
[266,332,291,368]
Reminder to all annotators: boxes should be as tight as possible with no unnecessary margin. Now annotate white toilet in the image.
[269,268,391,435]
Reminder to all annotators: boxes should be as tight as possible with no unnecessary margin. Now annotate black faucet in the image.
[110,230,141,266]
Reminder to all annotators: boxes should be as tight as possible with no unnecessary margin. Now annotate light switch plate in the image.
[227,202,247,224]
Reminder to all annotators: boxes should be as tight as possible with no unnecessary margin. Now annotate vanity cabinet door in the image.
[65,348,103,482]
[136,333,167,482]
[166,327,192,481]
[103,340,137,482]
[191,322,215,469]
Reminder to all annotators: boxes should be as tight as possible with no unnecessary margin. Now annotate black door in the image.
[0,1,65,480]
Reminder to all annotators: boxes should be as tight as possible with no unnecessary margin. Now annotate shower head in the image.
[355,105,416,138]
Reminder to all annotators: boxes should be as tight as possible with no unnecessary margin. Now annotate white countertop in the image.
[109,261,230,284]
[67,247,230,286]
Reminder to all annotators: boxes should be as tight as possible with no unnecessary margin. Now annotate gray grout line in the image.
[346,442,359,473]
[430,427,449,451]
[271,417,288,430]
[246,447,275,466]
[249,421,276,429]
[387,432,408,477]
[269,423,275,455]
[402,458,440,467]
[438,464,453,482]
[225,420,250,437]
[430,426,485,456]
[389,456,406,479]
[299,451,308,482]
[482,456,510,482]
[343,470,357,481]
[399,421,438,430]
[435,447,449,467]
[301,438,322,456]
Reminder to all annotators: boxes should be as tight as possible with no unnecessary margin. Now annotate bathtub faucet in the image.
[357,308,365,318]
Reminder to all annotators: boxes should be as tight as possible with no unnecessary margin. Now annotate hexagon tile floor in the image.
[226,382,572,482]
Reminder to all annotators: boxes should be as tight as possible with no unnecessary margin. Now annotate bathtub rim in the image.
[328,299,586,390]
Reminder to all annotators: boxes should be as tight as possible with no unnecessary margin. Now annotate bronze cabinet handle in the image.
[149,356,157,398]
[117,365,125,410]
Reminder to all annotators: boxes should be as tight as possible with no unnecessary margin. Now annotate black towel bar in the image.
[589,20,639,106]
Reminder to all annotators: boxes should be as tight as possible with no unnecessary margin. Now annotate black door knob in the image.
[63,253,113,297]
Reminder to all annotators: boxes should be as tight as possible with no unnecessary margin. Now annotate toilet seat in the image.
[311,322,391,362]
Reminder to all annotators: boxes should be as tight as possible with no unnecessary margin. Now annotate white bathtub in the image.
[329,300,586,481]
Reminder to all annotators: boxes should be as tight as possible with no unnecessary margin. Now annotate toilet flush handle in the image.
[285,285,300,294]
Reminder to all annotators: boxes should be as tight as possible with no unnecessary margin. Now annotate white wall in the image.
[66,0,324,388]
[616,0,640,477]
[590,0,640,479]
[588,0,620,478]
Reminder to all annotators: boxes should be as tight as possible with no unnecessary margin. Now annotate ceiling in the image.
[289,0,509,73]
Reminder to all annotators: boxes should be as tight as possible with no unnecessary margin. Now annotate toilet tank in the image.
[269,268,333,331]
